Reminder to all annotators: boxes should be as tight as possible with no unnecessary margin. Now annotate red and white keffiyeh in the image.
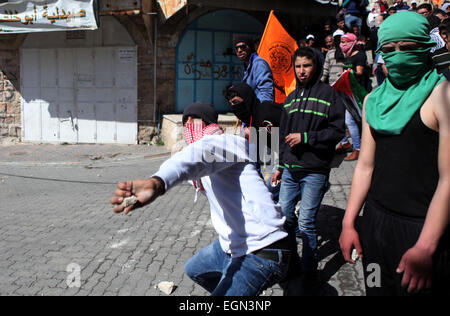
[183,120,224,145]
[340,33,358,57]
[183,120,224,198]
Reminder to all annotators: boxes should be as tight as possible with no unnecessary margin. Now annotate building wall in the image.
[134,6,226,144]
[114,13,179,144]
[0,34,25,139]
[114,14,158,144]
[0,0,338,143]
[0,15,180,144]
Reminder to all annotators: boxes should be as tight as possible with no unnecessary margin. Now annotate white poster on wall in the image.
[0,0,98,34]
[118,48,135,64]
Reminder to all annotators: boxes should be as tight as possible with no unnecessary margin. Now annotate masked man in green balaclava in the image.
[339,11,450,296]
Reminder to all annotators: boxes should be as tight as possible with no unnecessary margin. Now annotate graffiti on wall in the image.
[182,52,243,81]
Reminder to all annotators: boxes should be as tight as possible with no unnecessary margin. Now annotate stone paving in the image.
[0,141,365,296]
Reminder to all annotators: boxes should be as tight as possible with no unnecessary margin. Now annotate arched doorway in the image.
[176,9,264,113]
[20,16,138,144]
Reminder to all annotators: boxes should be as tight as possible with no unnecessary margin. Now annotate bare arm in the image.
[340,94,376,263]
[342,94,376,229]
[355,65,365,77]
[417,82,450,252]
[397,81,450,293]
[381,64,388,77]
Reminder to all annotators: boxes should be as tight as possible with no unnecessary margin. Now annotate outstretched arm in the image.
[110,135,252,214]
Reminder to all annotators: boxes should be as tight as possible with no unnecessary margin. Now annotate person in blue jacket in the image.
[234,35,275,103]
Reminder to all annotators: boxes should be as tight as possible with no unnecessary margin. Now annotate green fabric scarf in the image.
[366,11,445,135]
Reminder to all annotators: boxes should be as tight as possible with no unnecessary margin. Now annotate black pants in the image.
[357,201,450,296]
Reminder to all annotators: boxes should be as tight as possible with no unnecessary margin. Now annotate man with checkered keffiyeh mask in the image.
[181,102,224,196]
[182,102,224,145]
[110,102,301,296]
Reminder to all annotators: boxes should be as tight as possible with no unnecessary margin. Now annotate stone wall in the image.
[0,5,285,143]
[0,34,25,139]
[0,4,334,143]
[0,14,170,144]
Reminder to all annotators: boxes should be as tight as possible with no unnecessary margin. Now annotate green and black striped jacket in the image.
[278,63,346,174]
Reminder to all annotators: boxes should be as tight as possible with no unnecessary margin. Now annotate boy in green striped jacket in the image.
[271,47,345,286]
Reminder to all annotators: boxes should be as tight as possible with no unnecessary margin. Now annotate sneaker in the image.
[344,149,359,161]
[335,142,352,153]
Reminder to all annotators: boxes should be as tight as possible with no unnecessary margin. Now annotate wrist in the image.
[151,176,166,196]
[342,216,356,230]
[414,239,438,255]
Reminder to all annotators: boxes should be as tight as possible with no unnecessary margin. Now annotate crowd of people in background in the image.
[222,0,450,296]
[304,1,450,82]
[293,0,450,161]
[111,1,450,297]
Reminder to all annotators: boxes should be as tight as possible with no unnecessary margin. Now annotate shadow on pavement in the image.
[280,205,346,296]
[280,204,347,296]
[316,204,347,295]
[331,152,347,169]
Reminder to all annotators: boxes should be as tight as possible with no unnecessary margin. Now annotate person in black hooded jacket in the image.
[225,83,283,201]
[270,47,346,283]
[224,83,282,149]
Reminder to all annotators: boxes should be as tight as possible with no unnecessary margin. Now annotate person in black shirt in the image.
[431,19,450,75]
[337,32,367,161]
[341,34,369,88]
[440,20,450,80]
[339,11,450,296]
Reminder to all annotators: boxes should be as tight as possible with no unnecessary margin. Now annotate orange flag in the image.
[257,10,298,104]
[431,0,443,6]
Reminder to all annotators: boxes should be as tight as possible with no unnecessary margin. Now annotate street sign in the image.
[0,0,98,34]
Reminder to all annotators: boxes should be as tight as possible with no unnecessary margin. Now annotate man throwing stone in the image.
[110,102,293,296]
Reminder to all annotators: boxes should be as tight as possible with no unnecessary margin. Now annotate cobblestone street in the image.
[0,142,365,296]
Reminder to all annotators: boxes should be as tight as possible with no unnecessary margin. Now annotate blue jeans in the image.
[184,239,290,296]
[279,169,330,271]
[341,110,361,150]
[345,14,362,30]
